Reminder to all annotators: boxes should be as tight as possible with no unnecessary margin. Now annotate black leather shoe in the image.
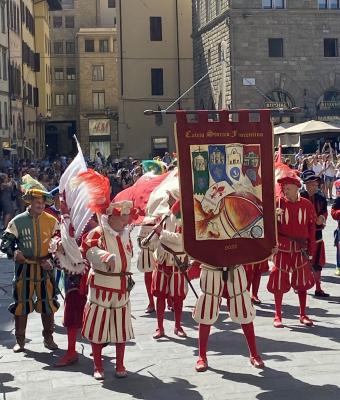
[315,290,330,298]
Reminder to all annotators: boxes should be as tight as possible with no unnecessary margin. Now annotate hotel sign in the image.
[89,119,111,136]
[319,101,340,110]
[264,101,289,109]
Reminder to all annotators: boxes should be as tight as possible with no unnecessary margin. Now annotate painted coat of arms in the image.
[175,110,276,268]
[191,144,263,241]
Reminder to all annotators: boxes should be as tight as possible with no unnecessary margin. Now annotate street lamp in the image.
[37,113,51,158]
[104,107,120,157]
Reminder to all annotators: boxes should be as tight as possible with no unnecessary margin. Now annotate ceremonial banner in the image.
[175,110,276,268]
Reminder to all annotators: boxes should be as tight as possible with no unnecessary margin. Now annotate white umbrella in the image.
[284,120,340,135]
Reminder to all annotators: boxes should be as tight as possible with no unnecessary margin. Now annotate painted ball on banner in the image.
[219,192,263,237]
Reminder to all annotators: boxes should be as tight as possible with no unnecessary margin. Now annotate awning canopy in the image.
[273,123,295,135]
[2,147,17,154]
[273,119,340,148]
[283,120,340,135]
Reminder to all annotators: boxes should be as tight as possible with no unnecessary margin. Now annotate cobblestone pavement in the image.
[1,207,340,400]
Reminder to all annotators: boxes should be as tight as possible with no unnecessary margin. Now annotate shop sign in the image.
[89,119,111,136]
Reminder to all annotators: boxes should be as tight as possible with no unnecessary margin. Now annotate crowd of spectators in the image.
[282,140,340,201]
[0,151,177,230]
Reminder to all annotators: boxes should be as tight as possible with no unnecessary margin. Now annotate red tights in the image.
[66,327,78,355]
[156,296,183,331]
[274,290,308,319]
[56,327,78,364]
[313,270,322,292]
[251,272,261,298]
[145,272,155,308]
[247,270,262,298]
[91,342,126,372]
[198,322,259,361]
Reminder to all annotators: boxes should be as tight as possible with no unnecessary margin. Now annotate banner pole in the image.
[144,107,302,116]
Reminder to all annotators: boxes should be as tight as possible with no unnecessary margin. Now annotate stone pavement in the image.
[1,209,340,400]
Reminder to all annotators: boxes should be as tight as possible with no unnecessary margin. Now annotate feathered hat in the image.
[73,169,138,218]
[21,174,52,204]
[142,160,167,175]
[106,200,139,219]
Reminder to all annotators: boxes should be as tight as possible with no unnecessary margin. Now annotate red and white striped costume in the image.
[192,263,264,371]
[143,208,188,338]
[137,224,157,313]
[82,216,134,344]
[137,225,157,273]
[193,264,255,325]
[151,213,188,300]
[267,196,316,294]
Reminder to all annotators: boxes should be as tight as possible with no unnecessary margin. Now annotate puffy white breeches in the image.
[193,265,256,325]
[82,287,134,344]
[137,247,156,273]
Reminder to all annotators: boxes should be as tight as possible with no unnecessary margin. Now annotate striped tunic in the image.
[149,213,188,300]
[137,225,156,273]
[267,196,316,294]
[4,210,59,316]
[81,219,134,344]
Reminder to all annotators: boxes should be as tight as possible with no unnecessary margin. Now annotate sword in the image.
[161,244,199,299]
[140,214,170,247]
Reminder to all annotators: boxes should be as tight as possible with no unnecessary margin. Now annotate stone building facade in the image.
[0,0,9,156]
[117,0,194,159]
[47,0,117,158]
[8,0,23,159]
[193,0,340,127]
[77,27,118,159]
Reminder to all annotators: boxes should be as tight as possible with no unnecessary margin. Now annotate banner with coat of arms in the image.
[175,110,276,268]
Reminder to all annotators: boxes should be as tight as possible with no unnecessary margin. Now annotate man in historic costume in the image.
[81,200,137,380]
[267,171,316,328]
[142,189,188,340]
[331,179,340,276]
[0,180,60,353]
[45,187,61,220]
[137,221,156,313]
[191,261,264,372]
[52,207,97,367]
[243,260,269,304]
[300,169,329,297]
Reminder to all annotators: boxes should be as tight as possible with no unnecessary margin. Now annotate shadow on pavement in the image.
[0,373,19,395]
[169,325,334,361]
[287,324,340,345]
[24,348,94,376]
[209,366,340,400]
[102,370,204,400]
[321,275,340,284]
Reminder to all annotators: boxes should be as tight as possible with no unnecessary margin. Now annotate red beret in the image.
[277,176,301,188]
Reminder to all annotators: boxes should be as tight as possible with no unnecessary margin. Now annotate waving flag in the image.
[114,169,179,224]
[57,138,94,274]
